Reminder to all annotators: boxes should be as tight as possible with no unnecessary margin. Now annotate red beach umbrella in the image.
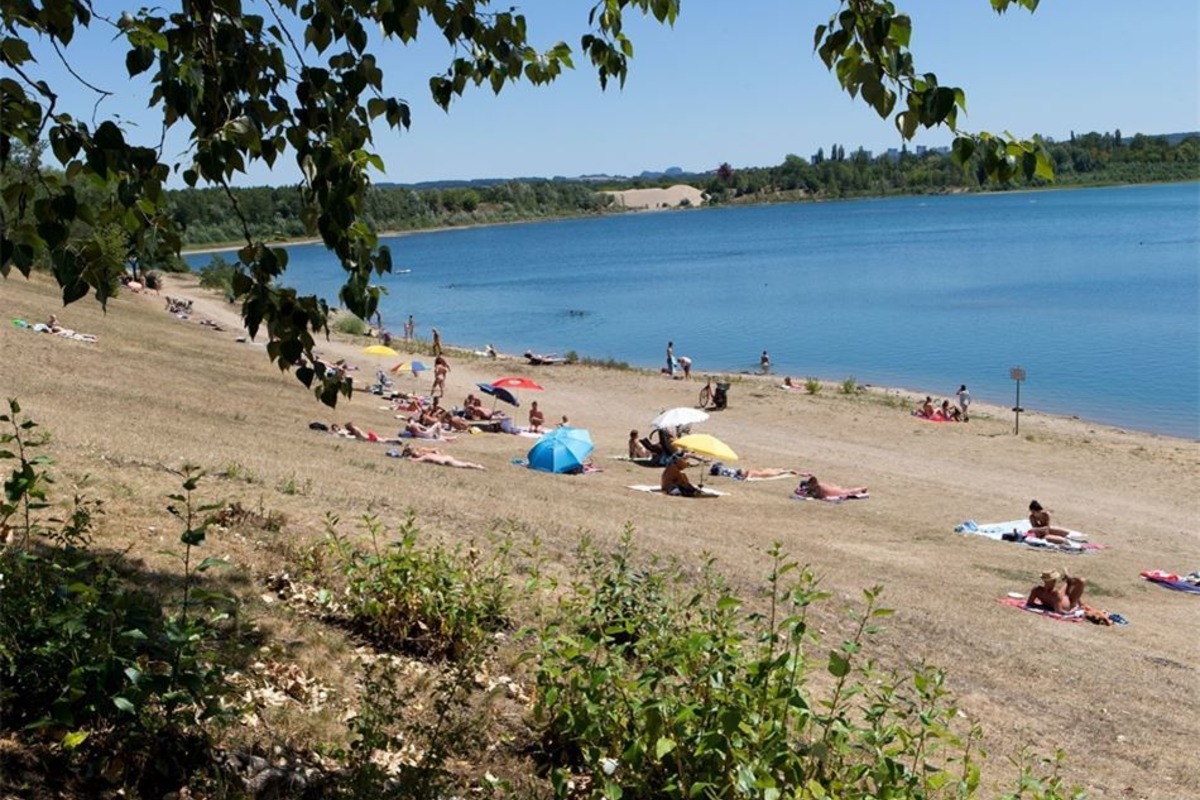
[491,376,544,391]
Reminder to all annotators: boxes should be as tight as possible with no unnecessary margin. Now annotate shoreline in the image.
[169,277,1196,443]
[192,275,1195,445]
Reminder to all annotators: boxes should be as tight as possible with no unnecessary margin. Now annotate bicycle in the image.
[697,377,714,409]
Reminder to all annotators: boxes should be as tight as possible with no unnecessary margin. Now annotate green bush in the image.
[0,403,236,796]
[195,254,236,299]
[805,377,822,395]
[528,534,1083,799]
[840,376,859,394]
[321,512,512,660]
[333,313,370,335]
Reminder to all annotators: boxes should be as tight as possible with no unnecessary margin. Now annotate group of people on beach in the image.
[912,385,971,422]
[318,319,1094,617]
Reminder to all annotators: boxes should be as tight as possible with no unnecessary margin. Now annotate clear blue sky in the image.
[23,1,1200,186]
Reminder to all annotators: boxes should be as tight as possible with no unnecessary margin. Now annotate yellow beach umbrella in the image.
[362,344,399,356]
[672,433,738,462]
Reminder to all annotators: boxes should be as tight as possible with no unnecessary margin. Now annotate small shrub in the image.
[196,254,236,297]
[333,313,370,335]
[804,377,822,395]
[839,375,859,394]
[277,473,311,496]
[220,461,257,483]
[321,512,513,660]
[564,350,579,364]
[578,355,632,371]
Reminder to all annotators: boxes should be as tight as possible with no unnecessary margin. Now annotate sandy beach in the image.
[2,272,1197,798]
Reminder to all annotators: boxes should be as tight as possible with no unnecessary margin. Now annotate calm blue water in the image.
[187,183,1200,439]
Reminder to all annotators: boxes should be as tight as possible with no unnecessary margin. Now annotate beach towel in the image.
[996,596,1085,622]
[953,519,1105,553]
[1140,570,1200,594]
[627,484,728,497]
[790,488,869,503]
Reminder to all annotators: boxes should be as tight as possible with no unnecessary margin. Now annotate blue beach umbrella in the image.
[527,427,594,474]
[477,382,519,407]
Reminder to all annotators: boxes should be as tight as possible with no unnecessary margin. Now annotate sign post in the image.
[1010,367,1026,435]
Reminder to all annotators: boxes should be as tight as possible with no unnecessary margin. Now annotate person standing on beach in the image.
[956,384,971,421]
[760,350,771,374]
[666,341,675,377]
[431,327,442,356]
[404,315,414,341]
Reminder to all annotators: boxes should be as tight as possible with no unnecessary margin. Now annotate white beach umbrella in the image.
[651,407,710,430]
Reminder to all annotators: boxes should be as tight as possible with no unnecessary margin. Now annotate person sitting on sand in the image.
[940,399,961,421]
[628,430,651,459]
[918,396,935,418]
[1027,500,1073,544]
[797,473,868,500]
[466,397,495,421]
[400,445,485,470]
[529,401,546,433]
[435,407,472,432]
[1026,568,1087,613]
[661,454,698,497]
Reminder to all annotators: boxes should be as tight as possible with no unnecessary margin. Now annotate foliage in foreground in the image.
[1,401,1085,799]
[1,400,236,796]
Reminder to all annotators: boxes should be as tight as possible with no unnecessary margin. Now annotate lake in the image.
[186,182,1200,439]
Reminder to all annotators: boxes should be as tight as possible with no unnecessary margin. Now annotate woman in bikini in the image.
[1027,500,1072,544]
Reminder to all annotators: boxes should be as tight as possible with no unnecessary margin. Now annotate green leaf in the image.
[827,650,850,677]
[655,736,676,759]
[62,730,89,749]
[112,696,136,713]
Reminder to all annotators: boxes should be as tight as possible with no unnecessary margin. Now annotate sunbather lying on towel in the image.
[335,422,404,444]
[710,462,800,481]
[796,473,868,500]
[1027,568,1087,613]
[404,419,456,441]
[400,445,485,470]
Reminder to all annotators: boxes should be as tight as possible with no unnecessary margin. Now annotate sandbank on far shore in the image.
[2,272,1198,796]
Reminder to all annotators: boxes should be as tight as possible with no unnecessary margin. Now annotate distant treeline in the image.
[172,180,615,246]
[173,130,1199,247]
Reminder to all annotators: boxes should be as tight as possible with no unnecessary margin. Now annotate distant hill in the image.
[1162,131,1200,145]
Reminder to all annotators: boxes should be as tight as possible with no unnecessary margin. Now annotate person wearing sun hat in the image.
[1027,567,1087,613]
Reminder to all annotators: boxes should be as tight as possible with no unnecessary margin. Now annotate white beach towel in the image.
[627,484,728,497]
[953,519,1103,552]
